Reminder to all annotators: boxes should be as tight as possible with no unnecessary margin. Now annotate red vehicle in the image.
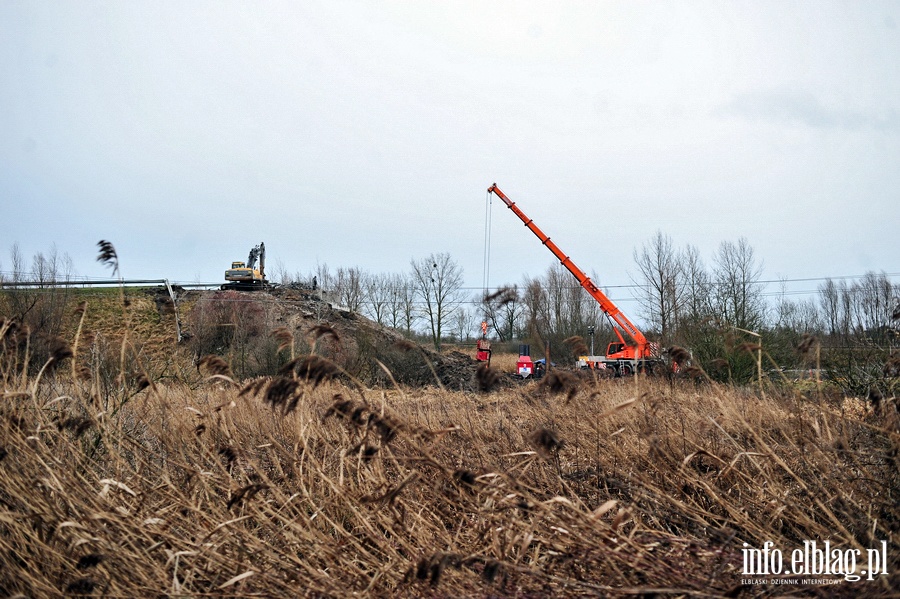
[475,338,492,363]
[487,184,661,376]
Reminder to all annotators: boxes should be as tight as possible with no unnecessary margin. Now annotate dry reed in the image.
[0,313,897,597]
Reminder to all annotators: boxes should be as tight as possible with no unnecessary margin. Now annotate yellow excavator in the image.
[222,242,269,290]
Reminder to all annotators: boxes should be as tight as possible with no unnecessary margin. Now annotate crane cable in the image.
[482,189,492,297]
[481,189,493,337]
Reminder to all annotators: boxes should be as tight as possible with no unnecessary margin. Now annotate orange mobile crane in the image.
[487,183,661,376]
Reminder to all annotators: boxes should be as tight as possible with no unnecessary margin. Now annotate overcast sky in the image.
[2,1,898,307]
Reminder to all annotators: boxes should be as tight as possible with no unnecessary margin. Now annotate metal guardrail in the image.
[0,279,167,288]
[0,279,222,289]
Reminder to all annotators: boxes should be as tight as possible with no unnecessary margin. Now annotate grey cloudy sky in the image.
[2,1,898,304]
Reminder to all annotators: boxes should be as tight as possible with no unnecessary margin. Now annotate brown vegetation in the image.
[1,305,898,596]
[0,239,897,596]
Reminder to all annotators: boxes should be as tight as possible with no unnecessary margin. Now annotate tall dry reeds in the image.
[0,306,898,597]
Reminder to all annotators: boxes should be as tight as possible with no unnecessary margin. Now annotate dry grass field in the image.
[1,312,898,597]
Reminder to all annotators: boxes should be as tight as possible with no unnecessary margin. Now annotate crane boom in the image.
[487,183,653,361]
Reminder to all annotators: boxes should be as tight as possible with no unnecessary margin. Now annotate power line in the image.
[2,270,897,305]
[2,265,898,291]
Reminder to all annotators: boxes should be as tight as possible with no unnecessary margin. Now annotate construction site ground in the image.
[55,285,517,392]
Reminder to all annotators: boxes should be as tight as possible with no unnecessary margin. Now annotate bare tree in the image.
[520,264,605,352]
[632,231,683,345]
[410,252,464,350]
[481,285,523,342]
[5,244,34,323]
[451,306,474,343]
[334,267,364,312]
[398,274,418,335]
[819,278,845,337]
[270,258,290,285]
[712,237,765,331]
[381,272,414,333]
[363,272,392,325]
[521,276,548,340]
[32,251,49,287]
[680,244,712,325]
[852,271,895,337]
[11,243,25,283]
[773,279,821,333]
[818,272,899,396]
[315,262,333,297]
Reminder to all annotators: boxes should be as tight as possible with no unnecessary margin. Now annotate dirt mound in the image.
[128,285,516,391]
[195,287,503,391]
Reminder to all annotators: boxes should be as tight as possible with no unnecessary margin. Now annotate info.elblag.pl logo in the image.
[741,540,889,583]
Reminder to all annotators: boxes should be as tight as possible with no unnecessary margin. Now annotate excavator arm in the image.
[487,183,652,358]
[257,242,266,280]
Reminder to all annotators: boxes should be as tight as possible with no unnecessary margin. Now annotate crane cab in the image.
[606,342,637,360]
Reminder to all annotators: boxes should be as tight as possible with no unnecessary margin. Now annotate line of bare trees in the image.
[268,234,897,385]
[629,231,898,387]
[4,240,897,390]
[274,252,468,351]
